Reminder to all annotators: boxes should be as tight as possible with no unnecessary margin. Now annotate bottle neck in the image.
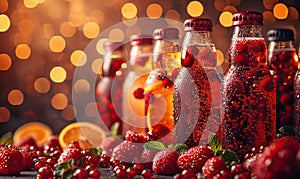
[185,31,213,45]
[232,25,264,39]
[152,39,181,72]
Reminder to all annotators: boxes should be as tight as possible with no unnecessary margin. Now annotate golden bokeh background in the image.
[0,0,299,134]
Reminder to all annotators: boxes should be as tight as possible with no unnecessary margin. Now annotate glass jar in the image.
[144,28,181,142]
[122,35,153,135]
[221,11,276,158]
[96,41,128,135]
[267,28,298,132]
[173,18,221,147]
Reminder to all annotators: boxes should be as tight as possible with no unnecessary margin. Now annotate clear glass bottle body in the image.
[174,31,221,147]
[144,39,181,141]
[221,25,276,158]
[122,43,153,135]
[294,46,300,138]
[268,40,298,131]
[96,45,127,134]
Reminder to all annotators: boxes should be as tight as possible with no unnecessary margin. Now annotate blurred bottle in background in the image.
[267,29,298,133]
[122,35,153,135]
[294,43,300,138]
[95,41,128,135]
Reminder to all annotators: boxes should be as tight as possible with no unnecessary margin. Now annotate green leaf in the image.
[279,126,296,137]
[220,149,240,165]
[167,144,174,149]
[208,133,222,154]
[55,159,74,171]
[143,141,165,152]
[62,169,73,179]
[111,122,120,136]
[0,132,13,144]
[89,148,102,157]
[174,144,188,154]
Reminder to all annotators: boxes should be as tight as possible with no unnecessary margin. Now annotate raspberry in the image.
[133,88,145,99]
[152,148,180,175]
[202,156,227,179]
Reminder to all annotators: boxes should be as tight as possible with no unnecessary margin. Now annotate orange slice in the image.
[13,122,53,147]
[58,122,106,149]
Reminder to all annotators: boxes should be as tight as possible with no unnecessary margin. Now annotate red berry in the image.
[112,141,144,166]
[280,93,293,105]
[125,130,147,143]
[259,77,274,92]
[234,171,251,179]
[35,161,45,171]
[73,168,89,179]
[99,153,111,168]
[0,148,23,175]
[126,167,138,178]
[133,88,145,99]
[177,146,214,173]
[234,54,250,66]
[115,168,128,179]
[100,136,121,156]
[147,124,170,140]
[231,164,247,176]
[181,55,195,67]
[89,169,101,179]
[187,46,199,57]
[202,156,227,178]
[141,169,153,179]
[46,158,57,169]
[152,148,180,175]
[37,166,53,179]
[162,77,174,88]
[181,169,197,179]
[133,163,144,174]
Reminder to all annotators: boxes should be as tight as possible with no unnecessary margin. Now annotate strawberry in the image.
[140,149,157,169]
[202,156,227,179]
[252,136,300,179]
[19,149,34,170]
[125,130,148,143]
[100,136,121,156]
[57,142,83,166]
[15,136,37,148]
[43,135,60,149]
[0,147,23,175]
[177,146,214,173]
[112,141,144,166]
[133,88,145,99]
[152,148,180,175]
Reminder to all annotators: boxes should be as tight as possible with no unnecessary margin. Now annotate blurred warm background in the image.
[0,0,299,135]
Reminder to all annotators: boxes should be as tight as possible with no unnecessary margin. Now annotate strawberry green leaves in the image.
[143,141,187,154]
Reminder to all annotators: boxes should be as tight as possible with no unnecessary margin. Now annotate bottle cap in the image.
[232,11,263,26]
[184,18,212,32]
[130,34,153,46]
[267,28,294,41]
[103,41,123,51]
[153,28,179,40]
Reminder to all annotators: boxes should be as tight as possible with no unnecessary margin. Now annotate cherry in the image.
[126,167,138,178]
[99,154,111,168]
[181,55,195,68]
[181,169,197,179]
[115,168,128,179]
[89,169,101,179]
[133,88,145,99]
[73,168,89,179]
[86,155,100,167]
[133,163,144,174]
[46,158,57,169]
[37,166,53,179]
[35,161,45,171]
[231,164,247,176]
[141,169,153,179]
[113,164,127,173]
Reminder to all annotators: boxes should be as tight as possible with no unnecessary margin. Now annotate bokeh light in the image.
[214,0,228,12]
[23,0,39,9]
[96,38,108,55]
[43,23,55,38]
[0,14,10,32]
[263,0,279,10]
[34,77,51,94]
[0,0,8,13]
[15,44,31,60]
[223,5,238,13]
[108,28,124,42]
[187,1,203,17]
[83,22,100,39]
[121,3,137,19]
[263,11,276,24]
[146,3,163,19]
[61,105,76,121]
[85,102,98,118]
[0,54,12,71]
[125,26,141,39]
[50,66,67,83]
[70,50,87,67]
[51,93,68,110]
[8,89,24,106]
[0,107,10,122]
[91,58,103,74]
[49,36,66,52]
[230,0,241,6]
[216,50,225,66]
[288,7,299,20]
[273,3,288,20]
[60,22,76,38]
[165,9,181,22]
[219,11,233,27]
[74,79,90,94]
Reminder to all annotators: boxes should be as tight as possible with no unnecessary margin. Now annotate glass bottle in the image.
[267,29,298,132]
[221,11,276,158]
[294,44,300,138]
[96,41,128,135]
[144,28,181,142]
[122,35,153,135]
[173,18,221,148]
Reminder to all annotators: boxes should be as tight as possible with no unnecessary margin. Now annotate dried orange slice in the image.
[58,122,106,149]
[13,122,53,147]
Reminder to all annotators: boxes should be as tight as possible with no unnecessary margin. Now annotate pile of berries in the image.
[0,128,300,179]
